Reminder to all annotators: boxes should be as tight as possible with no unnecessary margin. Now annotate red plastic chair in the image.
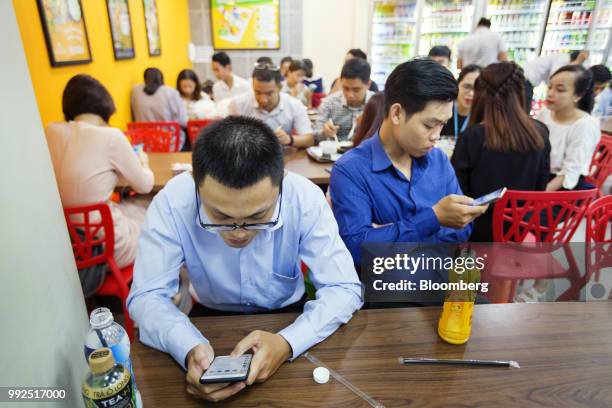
[586,195,612,283]
[311,92,326,108]
[127,121,181,152]
[484,189,598,302]
[187,119,219,145]
[585,134,612,195]
[125,128,173,152]
[63,203,134,341]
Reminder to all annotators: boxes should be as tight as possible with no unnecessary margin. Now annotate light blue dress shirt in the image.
[127,171,363,369]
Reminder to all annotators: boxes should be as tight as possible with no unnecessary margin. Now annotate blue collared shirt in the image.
[330,132,472,265]
[127,171,363,369]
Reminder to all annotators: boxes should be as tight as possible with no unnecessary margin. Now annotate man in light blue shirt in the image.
[127,116,362,402]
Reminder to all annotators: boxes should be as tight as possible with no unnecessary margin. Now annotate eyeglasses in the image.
[195,182,283,232]
[253,62,280,71]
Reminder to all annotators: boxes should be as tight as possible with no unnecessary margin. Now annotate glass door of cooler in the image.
[370,0,419,90]
[486,0,550,67]
[587,0,612,65]
[541,0,597,56]
[418,0,477,72]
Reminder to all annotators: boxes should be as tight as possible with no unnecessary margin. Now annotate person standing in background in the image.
[457,18,507,70]
[211,52,251,102]
[429,46,452,69]
[131,67,188,149]
[451,62,550,242]
[441,65,482,140]
[589,64,612,117]
[538,65,600,191]
[524,50,589,113]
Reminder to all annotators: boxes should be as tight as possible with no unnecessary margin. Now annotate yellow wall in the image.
[13,0,192,130]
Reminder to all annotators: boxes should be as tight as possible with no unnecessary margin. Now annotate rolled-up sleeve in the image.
[127,193,208,369]
[277,184,362,359]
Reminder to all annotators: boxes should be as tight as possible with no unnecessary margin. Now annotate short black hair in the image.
[62,74,116,122]
[256,56,274,65]
[384,58,458,117]
[340,58,371,83]
[569,51,580,62]
[212,52,231,67]
[428,45,451,59]
[252,66,282,84]
[280,56,293,65]
[478,18,491,27]
[192,116,284,189]
[143,67,164,95]
[589,64,612,84]
[347,48,368,60]
[551,64,595,113]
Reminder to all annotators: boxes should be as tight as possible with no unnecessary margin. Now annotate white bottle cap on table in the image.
[313,367,330,384]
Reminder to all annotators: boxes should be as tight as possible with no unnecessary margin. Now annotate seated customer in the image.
[589,64,612,117]
[211,52,251,102]
[330,59,488,265]
[330,49,380,94]
[451,62,551,242]
[229,64,314,147]
[46,74,154,268]
[428,45,452,69]
[176,69,219,120]
[127,116,362,402]
[440,65,482,140]
[315,58,374,143]
[281,59,312,108]
[538,65,600,191]
[131,67,188,149]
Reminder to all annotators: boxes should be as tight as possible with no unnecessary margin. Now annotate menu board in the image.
[210,0,280,50]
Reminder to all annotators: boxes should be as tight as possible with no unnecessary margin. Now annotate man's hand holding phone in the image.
[433,194,489,229]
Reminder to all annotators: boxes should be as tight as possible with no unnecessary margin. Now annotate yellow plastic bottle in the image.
[438,248,480,345]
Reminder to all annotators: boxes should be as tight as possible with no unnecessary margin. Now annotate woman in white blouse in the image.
[46,75,154,268]
[538,64,600,191]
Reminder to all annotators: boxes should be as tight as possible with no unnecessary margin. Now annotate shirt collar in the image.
[370,131,393,172]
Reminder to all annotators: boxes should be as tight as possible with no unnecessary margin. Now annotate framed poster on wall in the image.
[36,0,92,66]
[106,0,135,60]
[210,0,280,50]
[143,0,161,56]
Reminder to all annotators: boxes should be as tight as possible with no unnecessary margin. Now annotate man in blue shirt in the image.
[330,59,488,266]
[127,116,362,402]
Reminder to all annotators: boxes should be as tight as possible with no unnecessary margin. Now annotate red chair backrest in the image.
[311,92,326,108]
[63,203,114,270]
[492,189,598,244]
[587,135,612,190]
[127,122,181,151]
[586,195,612,244]
[125,128,172,152]
[187,119,218,145]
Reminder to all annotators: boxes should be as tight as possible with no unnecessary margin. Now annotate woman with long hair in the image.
[538,64,600,191]
[352,93,385,147]
[451,61,551,243]
[176,69,218,120]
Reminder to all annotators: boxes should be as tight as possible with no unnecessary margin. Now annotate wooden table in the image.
[120,149,331,192]
[131,302,612,407]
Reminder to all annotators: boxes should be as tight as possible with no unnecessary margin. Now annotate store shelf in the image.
[493,26,541,32]
[546,25,590,31]
[549,6,595,12]
[505,42,538,48]
[421,28,470,34]
[372,39,415,45]
[488,9,545,15]
[542,46,587,51]
[373,17,417,24]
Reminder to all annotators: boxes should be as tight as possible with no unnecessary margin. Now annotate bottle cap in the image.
[90,307,114,329]
[313,367,330,384]
[88,348,116,374]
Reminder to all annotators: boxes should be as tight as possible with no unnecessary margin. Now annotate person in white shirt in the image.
[229,64,314,147]
[538,64,600,191]
[176,69,218,120]
[457,18,507,70]
[211,52,251,103]
[524,50,589,112]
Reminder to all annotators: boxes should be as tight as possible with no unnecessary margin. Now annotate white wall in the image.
[302,0,370,92]
[0,1,90,406]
